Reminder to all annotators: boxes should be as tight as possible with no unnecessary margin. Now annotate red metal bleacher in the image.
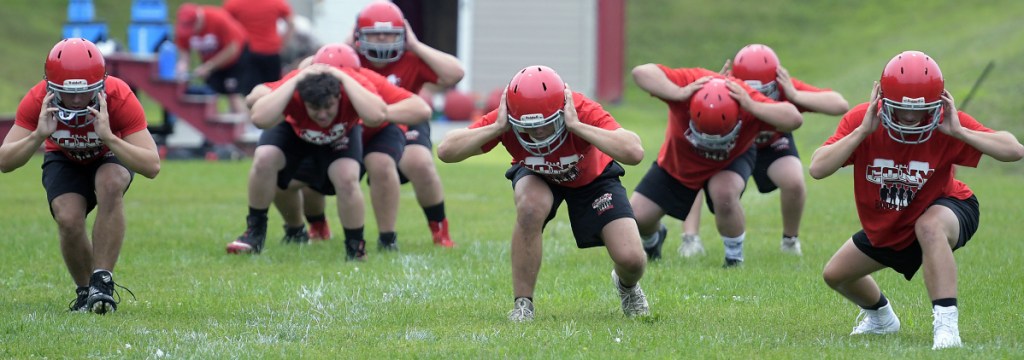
[104,53,243,146]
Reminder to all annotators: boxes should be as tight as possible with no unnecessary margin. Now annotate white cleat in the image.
[678,234,706,258]
[780,236,803,256]
[508,297,535,322]
[612,270,650,317]
[932,305,962,350]
[850,303,901,335]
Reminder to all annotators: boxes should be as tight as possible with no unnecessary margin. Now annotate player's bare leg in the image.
[823,239,899,335]
[328,158,366,260]
[604,217,650,316]
[916,205,963,349]
[53,194,92,287]
[365,152,400,250]
[510,176,551,300]
[91,163,131,271]
[679,192,705,257]
[399,144,453,246]
[767,156,805,255]
[707,171,746,266]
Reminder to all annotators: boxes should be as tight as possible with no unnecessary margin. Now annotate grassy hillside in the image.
[2,1,1023,358]
[0,0,219,113]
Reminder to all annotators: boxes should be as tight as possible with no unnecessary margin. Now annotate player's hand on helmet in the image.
[35,91,58,139]
[494,87,511,131]
[776,66,797,98]
[938,89,963,138]
[678,76,713,101]
[859,81,881,135]
[562,85,580,132]
[719,59,732,76]
[403,19,420,51]
[726,78,754,109]
[89,92,113,142]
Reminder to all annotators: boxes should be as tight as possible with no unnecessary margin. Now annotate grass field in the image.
[3,0,1024,359]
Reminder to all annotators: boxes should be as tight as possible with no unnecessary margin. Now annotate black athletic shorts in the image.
[42,151,134,216]
[633,145,754,218]
[852,195,980,280]
[258,122,362,194]
[751,132,800,194]
[397,122,434,184]
[506,161,635,248]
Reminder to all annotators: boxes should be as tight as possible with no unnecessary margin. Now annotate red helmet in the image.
[312,43,361,69]
[879,51,944,144]
[506,65,567,156]
[355,1,406,63]
[732,44,780,100]
[45,38,106,128]
[686,78,741,156]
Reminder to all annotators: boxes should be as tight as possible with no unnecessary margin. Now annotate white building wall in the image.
[461,0,596,97]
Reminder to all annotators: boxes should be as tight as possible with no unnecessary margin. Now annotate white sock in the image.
[641,229,661,248]
[723,233,745,260]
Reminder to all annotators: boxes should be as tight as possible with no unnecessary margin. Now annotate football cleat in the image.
[429,219,455,247]
[68,286,89,312]
[678,233,706,257]
[308,220,332,242]
[723,258,744,268]
[281,225,310,244]
[612,270,650,317]
[781,236,803,256]
[227,216,267,254]
[85,271,135,315]
[850,303,901,335]
[378,237,399,252]
[508,297,535,322]
[642,223,668,260]
[932,305,962,350]
[345,239,367,261]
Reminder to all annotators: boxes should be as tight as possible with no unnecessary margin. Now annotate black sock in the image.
[305,213,326,223]
[379,232,397,244]
[343,227,364,242]
[932,298,957,308]
[862,293,889,310]
[423,202,446,223]
[248,207,269,218]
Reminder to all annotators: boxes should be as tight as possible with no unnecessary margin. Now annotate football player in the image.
[174,3,255,114]
[293,0,464,248]
[810,51,1024,350]
[438,66,649,321]
[0,39,161,314]
[226,62,387,260]
[678,44,849,258]
[247,43,432,250]
[629,63,802,267]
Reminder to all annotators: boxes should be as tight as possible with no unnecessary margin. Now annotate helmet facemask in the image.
[358,27,405,63]
[684,119,742,153]
[879,96,942,144]
[744,79,779,100]
[46,77,105,128]
[509,110,567,156]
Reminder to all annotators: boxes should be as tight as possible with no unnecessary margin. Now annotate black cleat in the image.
[643,223,668,260]
[227,215,268,254]
[345,239,367,261]
[723,258,744,268]
[85,271,135,314]
[68,286,89,312]
[281,225,310,244]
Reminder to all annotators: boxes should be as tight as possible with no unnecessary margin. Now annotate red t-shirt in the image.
[470,92,621,188]
[754,78,830,148]
[175,6,248,66]
[271,68,414,140]
[15,77,148,163]
[264,68,378,145]
[652,65,778,189]
[361,51,439,94]
[223,0,291,54]
[822,102,989,250]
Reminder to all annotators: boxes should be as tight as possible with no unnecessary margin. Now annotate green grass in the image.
[3,0,1024,358]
